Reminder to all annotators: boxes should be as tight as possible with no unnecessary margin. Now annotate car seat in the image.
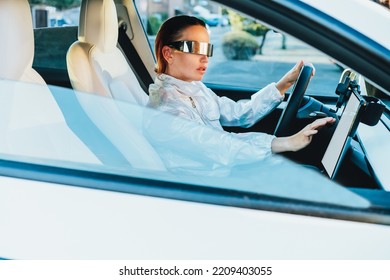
[0,0,101,163]
[0,0,46,85]
[66,0,148,105]
[66,0,166,170]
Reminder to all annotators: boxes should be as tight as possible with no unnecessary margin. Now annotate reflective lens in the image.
[168,41,213,57]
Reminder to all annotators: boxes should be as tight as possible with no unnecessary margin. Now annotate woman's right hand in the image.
[271,117,335,153]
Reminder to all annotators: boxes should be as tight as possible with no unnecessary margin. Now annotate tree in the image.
[29,0,81,10]
[227,10,287,54]
[227,10,270,55]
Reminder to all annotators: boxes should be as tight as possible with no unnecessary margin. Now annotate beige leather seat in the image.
[0,0,102,163]
[66,0,166,170]
[0,0,46,85]
[67,0,148,105]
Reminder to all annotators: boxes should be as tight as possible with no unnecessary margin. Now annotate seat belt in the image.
[117,24,153,92]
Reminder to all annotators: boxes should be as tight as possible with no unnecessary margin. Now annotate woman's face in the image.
[163,25,210,82]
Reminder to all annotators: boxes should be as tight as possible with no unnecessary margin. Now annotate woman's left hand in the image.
[276,60,315,96]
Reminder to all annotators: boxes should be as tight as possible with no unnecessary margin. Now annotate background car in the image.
[0,0,389,260]
[193,5,221,26]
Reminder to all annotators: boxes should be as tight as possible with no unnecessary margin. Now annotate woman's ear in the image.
[162,46,173,64]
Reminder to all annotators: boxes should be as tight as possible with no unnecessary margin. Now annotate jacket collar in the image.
[156,74,204,97]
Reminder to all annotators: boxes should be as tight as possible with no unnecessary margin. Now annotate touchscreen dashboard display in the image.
[322,91,362,179]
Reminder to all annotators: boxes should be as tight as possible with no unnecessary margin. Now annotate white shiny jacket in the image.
[145,74,283,171]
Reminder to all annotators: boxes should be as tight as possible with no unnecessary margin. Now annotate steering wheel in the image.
[274,65,314,137]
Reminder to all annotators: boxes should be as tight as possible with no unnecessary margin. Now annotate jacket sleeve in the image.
[214,82,283,128]
[143,108,275,171]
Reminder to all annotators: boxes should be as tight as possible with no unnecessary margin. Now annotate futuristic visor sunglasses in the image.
[168,41,213,57]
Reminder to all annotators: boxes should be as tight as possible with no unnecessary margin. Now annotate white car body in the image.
[0,0,389,260]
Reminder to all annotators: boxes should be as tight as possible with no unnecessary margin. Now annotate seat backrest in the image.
[0,0,46,85]
[66,0,148,105]
[0,0,102,164]
[66,0,166,171]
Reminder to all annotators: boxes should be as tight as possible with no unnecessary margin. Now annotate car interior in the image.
[1,0,388,194]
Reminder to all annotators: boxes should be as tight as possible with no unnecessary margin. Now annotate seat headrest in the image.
[0,0,34,80]
[78,0,119,52]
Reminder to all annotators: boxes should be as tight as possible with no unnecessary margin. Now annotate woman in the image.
[146,15,334,170]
